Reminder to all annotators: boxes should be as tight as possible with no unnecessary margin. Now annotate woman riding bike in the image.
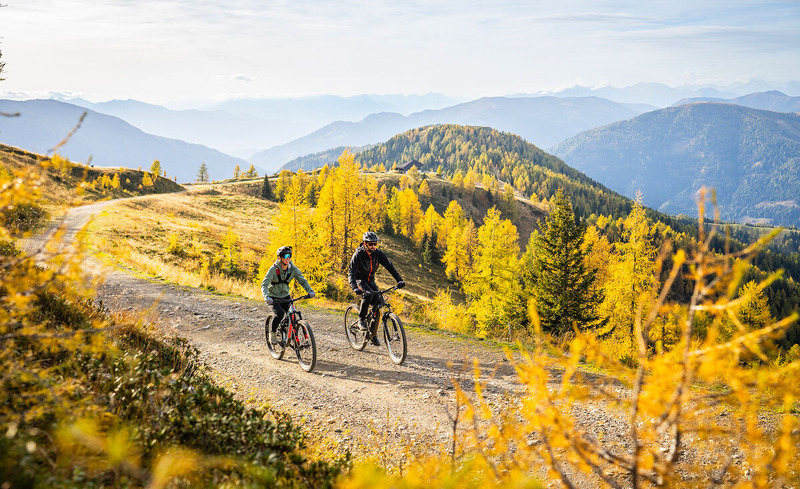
[261,246,316,340]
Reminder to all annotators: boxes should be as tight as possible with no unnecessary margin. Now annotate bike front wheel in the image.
[383,313,407,365]
[265,315,285,360]
[344,304,367,351]
[293,320,317,373]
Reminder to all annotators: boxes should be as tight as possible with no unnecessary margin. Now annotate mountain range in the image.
[550,103,800,227]
[0,99,247,182]
[256,96,647,172]
[672,90,800,113]
[64,93,459,157]
[543,81,800,107]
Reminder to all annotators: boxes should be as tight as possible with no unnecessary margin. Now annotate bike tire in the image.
[265,315,285,360]
[294,320,317,373]
[383,312,407,365]
[344,304,368,351]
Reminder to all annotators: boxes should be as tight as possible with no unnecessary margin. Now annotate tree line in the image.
[263,150,800,358]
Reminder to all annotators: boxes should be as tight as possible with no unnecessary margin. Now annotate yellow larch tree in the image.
[415,204,441,247]
[387,187,424,240]
[418,179,432,208]
[463,207,520,337]
[314,150,373,269]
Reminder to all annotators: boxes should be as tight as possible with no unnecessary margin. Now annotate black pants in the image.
[358,282,384,333]
[268,296,291,332]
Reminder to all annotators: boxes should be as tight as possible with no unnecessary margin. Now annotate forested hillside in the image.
[551,103,800,227]
[280,144,372,172]
[355,124,635,219]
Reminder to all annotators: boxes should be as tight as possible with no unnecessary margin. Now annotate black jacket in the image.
[348,244,402,292]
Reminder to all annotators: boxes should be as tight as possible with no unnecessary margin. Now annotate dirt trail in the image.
[39,198,524,454]
[32,197,761,487]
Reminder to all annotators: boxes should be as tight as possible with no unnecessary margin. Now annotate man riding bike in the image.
[261,246,316,343]
[348,231,405,346]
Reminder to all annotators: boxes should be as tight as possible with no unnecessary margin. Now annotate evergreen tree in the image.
[261,174,274,200]
[196,162,209,183]
[528,189,603,334]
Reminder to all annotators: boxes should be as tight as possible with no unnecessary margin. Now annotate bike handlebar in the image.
[362,285,398,296]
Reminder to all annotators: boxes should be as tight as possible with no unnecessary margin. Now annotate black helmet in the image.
[276,246,292,258]
[362,231,379,243]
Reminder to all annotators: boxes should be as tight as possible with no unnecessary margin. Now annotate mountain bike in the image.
[344,285,407,365]
[265,295,317,372]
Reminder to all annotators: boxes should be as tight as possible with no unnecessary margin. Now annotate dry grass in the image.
[0,143,185,223]
[88,180,466,317]
[89,185,278,300]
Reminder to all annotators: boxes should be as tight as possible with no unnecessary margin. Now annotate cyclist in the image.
[348,231,405,345]
[261,246,316,344]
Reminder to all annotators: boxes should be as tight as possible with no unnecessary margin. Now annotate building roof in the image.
[398,159,423,171]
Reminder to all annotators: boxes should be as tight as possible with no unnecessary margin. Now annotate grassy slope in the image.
[89,186,279,299]
[0,143,184,216]
[88,171,547,314]
[87,181,461,321]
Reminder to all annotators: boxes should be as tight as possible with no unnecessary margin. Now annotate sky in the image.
[1,0,799,106]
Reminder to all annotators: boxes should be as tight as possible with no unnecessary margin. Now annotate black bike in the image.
[344,285,407,365]
[265,295,317,372]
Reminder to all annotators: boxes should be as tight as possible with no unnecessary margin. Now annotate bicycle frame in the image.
[266,294,317,372]
[363,286,397,332]
[272,295,309,347]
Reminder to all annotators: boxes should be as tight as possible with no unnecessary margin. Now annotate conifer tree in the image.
[150,159,161,179]
[463,207,520,337]
[274,170,292,201]
[244,164,258,178]
[528,189,603,334]
[196,162,209,183]
[261,174,274,200]
[418,179,431,208]
[601,194,658,336]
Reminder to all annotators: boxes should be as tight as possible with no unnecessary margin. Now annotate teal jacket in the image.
[261,260,314,299]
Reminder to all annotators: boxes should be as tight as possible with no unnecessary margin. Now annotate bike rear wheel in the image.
[383,312,407,365]
[344,304,367,351]
[293,320,317,372]
[265,315,285,360]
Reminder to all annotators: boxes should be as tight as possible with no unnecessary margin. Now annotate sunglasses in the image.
[365,242,378,247]
[282,253,292,259]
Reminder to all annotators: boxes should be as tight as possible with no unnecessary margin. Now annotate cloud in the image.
[231,74,255,82]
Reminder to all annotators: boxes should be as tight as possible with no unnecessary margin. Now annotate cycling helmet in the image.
[276,245,292,258]
[362,231,379,243]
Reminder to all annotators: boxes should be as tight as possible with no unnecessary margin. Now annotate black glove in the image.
[354,289,363,295]
[397,281,405,289]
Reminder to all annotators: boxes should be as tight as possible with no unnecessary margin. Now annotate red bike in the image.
[265,295,317,372]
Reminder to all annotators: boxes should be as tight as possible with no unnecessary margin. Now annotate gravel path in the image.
[36,200,525,453]
[32,198,769,488]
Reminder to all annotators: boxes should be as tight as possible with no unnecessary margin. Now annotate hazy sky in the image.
[1,0,799,105]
